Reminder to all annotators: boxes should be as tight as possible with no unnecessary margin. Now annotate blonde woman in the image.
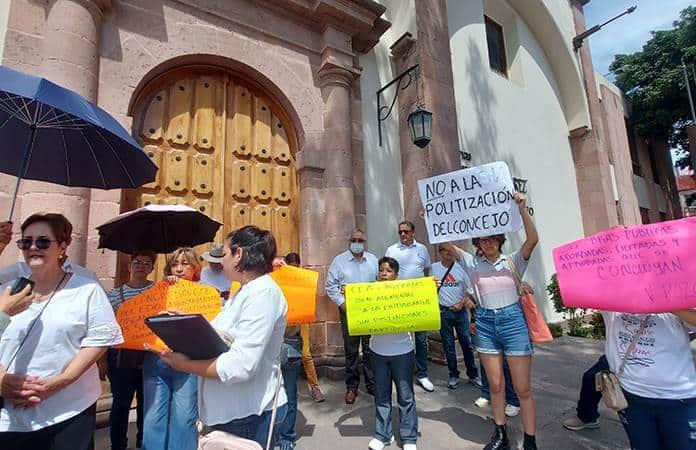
[142,248,201,450]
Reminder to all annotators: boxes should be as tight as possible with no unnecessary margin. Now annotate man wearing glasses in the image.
[325,228,378,404]
[0,220,97,284]
[385,220,434,392]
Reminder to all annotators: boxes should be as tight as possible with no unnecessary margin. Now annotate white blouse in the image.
[199,274,288,425]
[0,274,123,431]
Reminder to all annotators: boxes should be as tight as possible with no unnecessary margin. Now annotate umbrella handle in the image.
[8,125,37,222]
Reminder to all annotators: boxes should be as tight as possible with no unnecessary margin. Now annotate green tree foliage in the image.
[610,6,696,169]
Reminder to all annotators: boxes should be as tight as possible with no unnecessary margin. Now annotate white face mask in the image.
[349,242,365,254]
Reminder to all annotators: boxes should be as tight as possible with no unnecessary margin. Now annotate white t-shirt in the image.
[0,274,124,431]
[199,274,288,425]
[431,261,473,308]
[200,267,230,294]
[603,312,696,399]
[385,241,431,279]
[370,331,414,357]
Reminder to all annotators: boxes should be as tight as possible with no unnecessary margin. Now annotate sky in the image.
[584,0,693,78]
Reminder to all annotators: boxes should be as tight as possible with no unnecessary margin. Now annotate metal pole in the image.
[684,60,696,123]
[8,125,37,221]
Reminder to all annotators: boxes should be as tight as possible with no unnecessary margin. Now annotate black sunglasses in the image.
[16,237,58,251]
[349,238,365,243]
[398,230,412,235]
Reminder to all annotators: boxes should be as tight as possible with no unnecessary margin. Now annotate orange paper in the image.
[270,265,318,325]
[116,279,221,351]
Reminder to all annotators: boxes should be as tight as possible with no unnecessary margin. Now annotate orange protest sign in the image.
[270,265,318,325]
[116,280,221,351]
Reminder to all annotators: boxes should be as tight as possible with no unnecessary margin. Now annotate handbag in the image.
[595,315,650,411]
[507,256,553,343]
[198,364,284,450]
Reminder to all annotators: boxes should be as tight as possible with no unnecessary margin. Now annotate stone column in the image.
[19,0,110,266]
[569,0,619,235]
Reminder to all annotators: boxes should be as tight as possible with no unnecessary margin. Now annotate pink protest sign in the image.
[552,217,696,313]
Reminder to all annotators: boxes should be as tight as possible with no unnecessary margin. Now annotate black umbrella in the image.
[97,205,222,254]
[0,65,157,220]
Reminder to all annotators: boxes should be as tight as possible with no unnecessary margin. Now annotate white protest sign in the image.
[418,161,522,243]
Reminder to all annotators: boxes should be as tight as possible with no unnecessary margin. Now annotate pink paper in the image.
[552,217,696,313]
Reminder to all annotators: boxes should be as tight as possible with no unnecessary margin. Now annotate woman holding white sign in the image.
[442,193,539,450]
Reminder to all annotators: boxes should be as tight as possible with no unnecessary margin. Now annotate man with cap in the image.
[200,243,230,301]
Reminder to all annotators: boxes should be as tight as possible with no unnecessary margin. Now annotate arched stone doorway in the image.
[121,66,300,279]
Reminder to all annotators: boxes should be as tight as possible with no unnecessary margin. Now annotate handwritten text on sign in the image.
[346,277,440,336]
[270,265,318,325]
[418,162,523,243]
[552,217,696,313]
[116,280,221,351]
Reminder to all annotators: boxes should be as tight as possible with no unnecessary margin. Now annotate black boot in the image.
[523,433,537,450]
[483,424,510,450]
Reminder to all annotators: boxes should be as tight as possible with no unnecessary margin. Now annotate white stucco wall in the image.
[358,0,416,256]
[447,0,585,320]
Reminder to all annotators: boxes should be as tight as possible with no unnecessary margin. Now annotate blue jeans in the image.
[372,351,418,444]
[107,349,144,450]
[142,353,198,450]
[475,303,533,356]
[577,355,609,423]
[618,390,696,450]
[279,357,302,446]
[439,308,478,379]
[210,404,288,448]
[480,357,519,407]
[414,331,428,378]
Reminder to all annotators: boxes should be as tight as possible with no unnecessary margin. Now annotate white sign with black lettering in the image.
[418,161,522,243]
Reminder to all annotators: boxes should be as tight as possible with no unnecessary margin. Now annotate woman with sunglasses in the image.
[441,193,539,450]
[0,213,123,450]
[142,247,202,450]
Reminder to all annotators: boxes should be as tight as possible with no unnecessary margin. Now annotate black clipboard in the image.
[145,314,230,360]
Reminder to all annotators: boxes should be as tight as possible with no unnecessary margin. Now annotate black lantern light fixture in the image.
[407,106,432,148]
[377,64,433,148]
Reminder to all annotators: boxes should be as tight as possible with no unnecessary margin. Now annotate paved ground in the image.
[95,336,629,449]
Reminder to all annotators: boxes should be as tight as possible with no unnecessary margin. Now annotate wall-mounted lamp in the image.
[377,65,433,148]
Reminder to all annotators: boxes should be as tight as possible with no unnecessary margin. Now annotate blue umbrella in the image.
[0,65,157,220]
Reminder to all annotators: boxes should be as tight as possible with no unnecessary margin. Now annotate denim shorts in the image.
[475,302,533,356]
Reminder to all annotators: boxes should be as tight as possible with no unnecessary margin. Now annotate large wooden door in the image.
[126,68,299,277]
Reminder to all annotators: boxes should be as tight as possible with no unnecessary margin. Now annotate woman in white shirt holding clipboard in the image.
[154,225,288,448]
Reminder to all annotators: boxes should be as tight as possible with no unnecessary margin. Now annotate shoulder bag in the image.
[508,256,553,343]
[595,315,650,411]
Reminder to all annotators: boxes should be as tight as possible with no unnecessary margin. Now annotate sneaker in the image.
[505,404,520,417]
[562,416,600,431]
[447,376,460,389]
[311,385,326,403]
[416,377,435,392]
[368,436,395,450]
[403,444,417,450]
[469,376,483,389]
[278,440,295,450]
[474,397,490,408]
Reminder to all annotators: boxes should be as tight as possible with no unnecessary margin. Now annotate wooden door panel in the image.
[163,150,188,194]
[230,203,251,230]
[273,206,293,255]
[272,166,292,205]
[272,116,291,164]
[166,79,192,146]
[193,77,218,152]
[140,90,166,142]
[251,204,272,230]
[252,163,272,202]
[252,97,272,161]
[230,160,251,201]
[142,145,162,190]
[229,84,252,158]
[191,154,214,196]
[141,193,159,207]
